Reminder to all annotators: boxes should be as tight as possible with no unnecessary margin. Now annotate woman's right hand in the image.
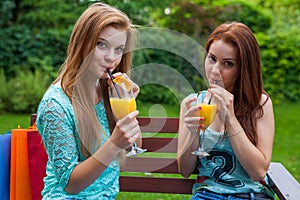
[109,110,140,150]
[183,96,204,134]
[177,95,202,178]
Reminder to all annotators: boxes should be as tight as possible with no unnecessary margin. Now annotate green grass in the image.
[1,102,299,200]
[272,103,300,181]
[0,113,32,133]
[137,101,180,118]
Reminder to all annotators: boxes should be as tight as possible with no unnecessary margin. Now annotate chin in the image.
[97,70,107,79]
[100,74,109,80]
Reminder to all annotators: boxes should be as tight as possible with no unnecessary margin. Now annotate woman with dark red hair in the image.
[178,22,275,200]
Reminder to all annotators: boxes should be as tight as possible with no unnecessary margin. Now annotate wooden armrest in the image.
[268,162,300,199]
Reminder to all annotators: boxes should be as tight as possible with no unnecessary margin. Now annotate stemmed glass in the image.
[191,91,217,157]
[109,77,146,156]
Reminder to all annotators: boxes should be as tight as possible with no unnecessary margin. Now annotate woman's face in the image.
[93,25,127,79]
[205,39,239,92]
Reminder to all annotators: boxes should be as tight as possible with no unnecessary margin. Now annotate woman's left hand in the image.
[208,84,235,125]
[108,72,140,98]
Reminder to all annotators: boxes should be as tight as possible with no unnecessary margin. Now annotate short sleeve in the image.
[37,98,79,190]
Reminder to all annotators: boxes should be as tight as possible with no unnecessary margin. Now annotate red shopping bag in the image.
[27,130,47,200]
[10,126,47,200]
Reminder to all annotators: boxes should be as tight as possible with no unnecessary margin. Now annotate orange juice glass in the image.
[196,103,217,128]
[110,98,136,120]
[108,76,146,156]
[191,91,217,157]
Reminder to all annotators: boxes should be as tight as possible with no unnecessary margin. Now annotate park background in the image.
[0,0,299,199]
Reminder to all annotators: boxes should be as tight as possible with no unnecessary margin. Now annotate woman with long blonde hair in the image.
[36,2,140,199]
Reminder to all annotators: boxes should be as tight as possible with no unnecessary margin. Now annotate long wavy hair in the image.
[53,2,137,158]
[205,22,268,145]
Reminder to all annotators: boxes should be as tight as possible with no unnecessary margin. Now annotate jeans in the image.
[191,190,252,200]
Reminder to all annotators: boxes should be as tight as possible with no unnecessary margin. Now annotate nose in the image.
[211,62,221,74]
[104,49,115,63]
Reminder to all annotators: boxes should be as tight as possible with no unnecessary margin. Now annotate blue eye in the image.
[115,47,124,54]
[97,41,107,49]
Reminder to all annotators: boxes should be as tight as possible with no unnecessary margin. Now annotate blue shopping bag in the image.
[0,131,11,200]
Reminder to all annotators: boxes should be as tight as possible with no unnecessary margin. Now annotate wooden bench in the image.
[30,115,300,199]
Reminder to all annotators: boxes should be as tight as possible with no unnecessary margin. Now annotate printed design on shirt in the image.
[206,150,245,188]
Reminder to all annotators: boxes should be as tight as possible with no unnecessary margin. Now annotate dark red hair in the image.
[205,22,268,145]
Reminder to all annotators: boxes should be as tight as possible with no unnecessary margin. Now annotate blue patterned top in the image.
[191,92,274,199]
[36,85,119,200]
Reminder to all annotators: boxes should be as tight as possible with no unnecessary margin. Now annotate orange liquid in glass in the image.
[196,103,217,127]
[110,98,136,120]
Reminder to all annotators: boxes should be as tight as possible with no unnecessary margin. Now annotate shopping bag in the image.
[10,125,48,200]
[0,131,11,200]
[10,128,32,200]
[27,130,47,200]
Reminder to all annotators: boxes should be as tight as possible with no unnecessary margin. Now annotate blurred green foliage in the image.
[0,0,299,113]
[0,68,51,113]
[160,0,272,43]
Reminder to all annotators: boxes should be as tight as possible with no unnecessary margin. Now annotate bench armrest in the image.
[268,162,300,199]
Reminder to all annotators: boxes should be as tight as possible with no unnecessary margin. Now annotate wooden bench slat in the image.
[268,162,300,200]
[142,138,177,152]
[138,117,179,133]
[119,176,194,194]
[121,157,178,173]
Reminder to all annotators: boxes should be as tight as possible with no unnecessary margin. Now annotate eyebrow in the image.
[209,52,236,61]
[98,37,125,47]
[224,58,236,61]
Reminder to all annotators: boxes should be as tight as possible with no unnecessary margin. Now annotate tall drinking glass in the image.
[109,81,146,156]
[191,91,217,157]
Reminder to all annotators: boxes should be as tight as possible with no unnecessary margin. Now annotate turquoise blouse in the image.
[36,85,119,200]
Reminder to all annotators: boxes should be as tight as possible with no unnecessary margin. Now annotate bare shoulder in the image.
[260,93,273,109]
[259,93,274,119]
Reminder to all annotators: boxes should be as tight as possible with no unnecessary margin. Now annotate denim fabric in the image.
[191,190,248,200]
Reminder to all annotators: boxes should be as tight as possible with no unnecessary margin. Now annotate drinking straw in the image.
[208,80,217,104]
[106,68,121,98]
